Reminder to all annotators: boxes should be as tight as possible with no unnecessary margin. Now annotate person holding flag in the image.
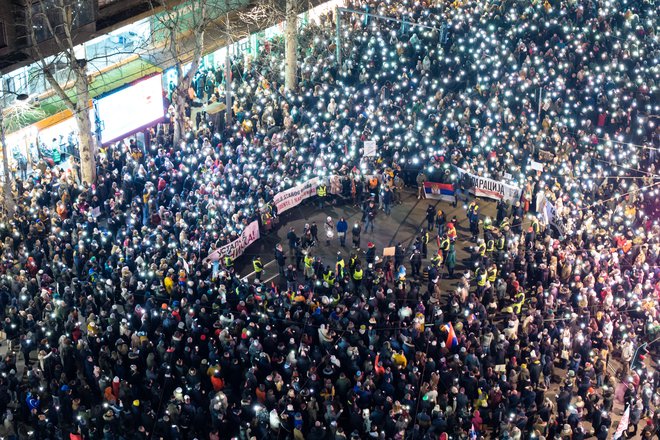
[444,321,458,349]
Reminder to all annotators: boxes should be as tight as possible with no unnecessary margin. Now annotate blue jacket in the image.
[336,220,348,233]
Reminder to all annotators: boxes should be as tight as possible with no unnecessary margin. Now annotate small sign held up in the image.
[383,246,395,257]
[530,160,544,172]
[363,140,377,157]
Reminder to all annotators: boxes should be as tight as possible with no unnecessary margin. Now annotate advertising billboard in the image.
[96,74,165,145]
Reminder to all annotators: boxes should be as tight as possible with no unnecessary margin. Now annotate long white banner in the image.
[204,220,260,262]
[274,177,319,214]
[456,167,521,204]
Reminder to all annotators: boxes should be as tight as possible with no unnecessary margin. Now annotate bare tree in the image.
[151,0,252,146]
[24,0,98,184]
[241,0,310,91]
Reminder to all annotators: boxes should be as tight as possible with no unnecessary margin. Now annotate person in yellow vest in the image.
[431,251,443,268]
[495,233,507,264]
[467,201,477,218]
[486,236,496,254]
[253,256,263,281]
[304,253,314,280]
[468,201,480,240]
[223,255,234,270]
[531,216,541,235]
[421,229,430,258]
[316,183,327,208]
[512,290,526,314]
[500,217,510,231]
[475,267,487,296]
[477,239,487,258]
[323,266,335,286]
[438,234,451,260]
[487,263,497,283]
[352,263,364,291]
[336,253,345,279]
[349,253,358,274]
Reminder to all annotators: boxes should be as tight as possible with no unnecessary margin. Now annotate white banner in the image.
[204,221,260,262]
[613,406,629,440]
[455,167,521,204]
[363,140,377,157]
[541,196,566,238]
[273,177,319,214]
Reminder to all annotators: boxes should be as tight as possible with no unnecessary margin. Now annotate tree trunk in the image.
[172,89,188,148]
[284,0,298,91]
[74,77,97,184]
[0,116,15,218]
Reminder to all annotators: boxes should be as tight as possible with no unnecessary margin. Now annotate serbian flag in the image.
[444,322,458,348]
[424,182,456,202]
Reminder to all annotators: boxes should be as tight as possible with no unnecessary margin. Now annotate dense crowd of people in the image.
[0,0,659,439]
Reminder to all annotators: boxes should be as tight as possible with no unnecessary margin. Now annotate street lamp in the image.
[0,88,29,219]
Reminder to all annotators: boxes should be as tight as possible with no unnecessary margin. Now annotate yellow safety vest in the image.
[477,272,487,286]
[323,271,335,284]
[317,185,327,197]
[486,239,495,253]
[487,267,497,282]
[304,255,314,268]
[513,292,525,314]
[478,243,486,256]
[440,238,450,251]
[353,269,363,280]
[253,259,263,273]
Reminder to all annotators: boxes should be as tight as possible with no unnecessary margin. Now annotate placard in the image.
[363,140,377,157]
[530,160,544,172]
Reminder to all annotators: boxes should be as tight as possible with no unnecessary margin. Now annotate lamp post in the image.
[0,88,30,219]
